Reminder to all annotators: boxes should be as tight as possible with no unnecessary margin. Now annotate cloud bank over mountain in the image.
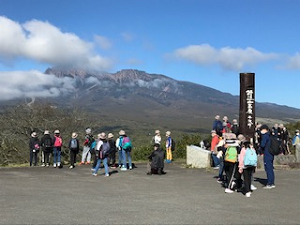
[0,16,112,71]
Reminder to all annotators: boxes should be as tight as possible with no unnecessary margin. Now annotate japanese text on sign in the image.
[246,89,254,128]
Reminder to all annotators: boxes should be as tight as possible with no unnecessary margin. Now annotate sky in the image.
[0,0,300,108]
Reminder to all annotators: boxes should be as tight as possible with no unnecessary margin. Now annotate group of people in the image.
[28,127,174,176]
[209,115,282,198]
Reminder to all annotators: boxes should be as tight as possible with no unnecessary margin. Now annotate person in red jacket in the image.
[210,130,220,169]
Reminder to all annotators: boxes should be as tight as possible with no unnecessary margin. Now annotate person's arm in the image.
[238,147,246,173]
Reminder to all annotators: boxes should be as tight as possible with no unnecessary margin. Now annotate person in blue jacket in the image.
[260,124,276,189]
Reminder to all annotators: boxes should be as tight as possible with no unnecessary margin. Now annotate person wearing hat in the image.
[107,133,117,168]
[151,130,161,146]
[212,115,223,137]
[79,128,94,165]
[52,130,63,168]
[41,130,53,167]
[260,124,276,189]
[165,131,172,163]
[118,130,133,171]
[29,132,40,167]
[92,132,110,177]
[147,143,166,175]
[68,133,79,169]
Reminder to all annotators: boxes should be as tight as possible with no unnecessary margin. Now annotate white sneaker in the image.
[129,166,132,170]
[263,185,273,189]
[245,192,251,197]
[53,163,57,168]
[251,184,257,190]
[230,181,236,190]
[121,167,127,171]
[225,188,234,193]
[271,184,276,188]
[69,165,74,169]
[105,174,110,177]
[92,173,97,176]
[41,163,45,167]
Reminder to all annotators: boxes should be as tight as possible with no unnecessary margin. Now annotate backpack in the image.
[70,139,78,149]
[268,135,281,155]
[171,138,176,151]
[99,142,111,159]
[224,146,238,163]
[54,136,62,147]
[122,137,132,151]
[44,137,52,148]
[243,147,257,167]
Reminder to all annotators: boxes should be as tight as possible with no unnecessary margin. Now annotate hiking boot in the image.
[225,188,234,193]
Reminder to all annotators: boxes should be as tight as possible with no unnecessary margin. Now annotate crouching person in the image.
[147,143,166,175]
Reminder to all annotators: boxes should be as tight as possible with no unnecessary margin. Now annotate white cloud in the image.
[168,44,278,71]
[0,16,113,70]
[94,35,112,50]
[285,53,300,69]
[121,32,134,42]
[0,70,75,101]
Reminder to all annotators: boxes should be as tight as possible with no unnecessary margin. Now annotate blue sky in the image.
[0,0,300,108]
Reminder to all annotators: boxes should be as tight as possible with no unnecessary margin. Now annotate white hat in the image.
[44,130,50,135]
[155,130,160,134]
[72,132,78,138]
[166,131,171,136]
[31,132,37,137]
[54,130,60,134]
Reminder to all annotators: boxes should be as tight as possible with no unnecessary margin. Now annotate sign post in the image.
[239,73,255,143]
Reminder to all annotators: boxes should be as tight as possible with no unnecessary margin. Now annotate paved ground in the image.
[0,162,300,224]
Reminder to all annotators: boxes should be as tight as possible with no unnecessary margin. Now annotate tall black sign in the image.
[239,73,255,142]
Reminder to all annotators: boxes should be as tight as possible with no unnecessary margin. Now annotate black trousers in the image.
[70,149,77,166]
[224,161,237,189]
[108,150,116,166]
[243,167,255,193]
[44,152,50,164]
[30,150,38,166]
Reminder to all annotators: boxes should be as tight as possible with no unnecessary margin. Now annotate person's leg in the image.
[93,159,102,175]
[121,149,127,170]
[103,158,109,176]
[169,147,172,161]
[57,147,61,166]
[111,151,116,166]
[212,154,220,167]
[127,151,132,169]
[41,151,45,165]
[70,150,74,167]
[86,150,91,164]
[118,150,122,167]
[218,156,224,181]
[243,168,251,194]
[29,150,33,166]
[81,146,88,164]
[53,147,57,166]
[147,161,152,174]
[92,151,97,169]
[33,152,38,166]
[264,151,275,186]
